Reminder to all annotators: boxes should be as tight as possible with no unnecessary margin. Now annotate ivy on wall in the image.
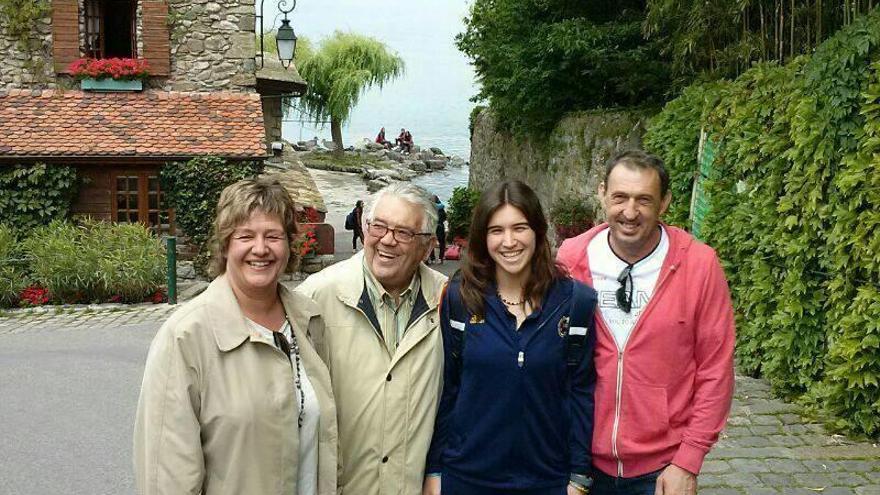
[0,164,79,233]
[643,8,880,438]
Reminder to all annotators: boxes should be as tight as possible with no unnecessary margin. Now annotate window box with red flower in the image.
[68,58,151,92]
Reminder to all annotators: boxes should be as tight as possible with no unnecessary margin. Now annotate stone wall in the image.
[262,96,283,143]
[164,0,256,91]
[0,14,56,88]
[469,108,651,217]
[0,0,257,91]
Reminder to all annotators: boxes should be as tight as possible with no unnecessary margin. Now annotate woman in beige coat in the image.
[134,177,338,495]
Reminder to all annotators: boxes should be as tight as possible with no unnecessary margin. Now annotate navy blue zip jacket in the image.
[426,276,597,489]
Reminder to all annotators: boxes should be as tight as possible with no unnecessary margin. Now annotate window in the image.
[84,0,137,59]
[112,171,174,234]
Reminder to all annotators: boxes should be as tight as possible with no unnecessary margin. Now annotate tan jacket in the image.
[296,252,447,495]
[134,275,338,495]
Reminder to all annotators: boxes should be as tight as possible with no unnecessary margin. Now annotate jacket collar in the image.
[335,250,443,311]
[205,274,321,352]
[564,222,693,285]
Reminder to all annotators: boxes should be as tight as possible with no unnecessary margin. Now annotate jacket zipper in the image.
[608,262,679,477]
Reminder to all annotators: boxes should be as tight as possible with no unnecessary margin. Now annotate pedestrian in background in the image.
[134,177,338,495]
[428,194,447,264]
[346,200,365,250]
[424,180,598,495]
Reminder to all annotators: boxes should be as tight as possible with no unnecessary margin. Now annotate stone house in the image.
[0,0,309,233]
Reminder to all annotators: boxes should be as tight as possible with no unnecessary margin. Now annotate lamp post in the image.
[256,0,298,69]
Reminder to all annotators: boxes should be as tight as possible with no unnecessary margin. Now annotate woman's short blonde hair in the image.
[208,177,299,277]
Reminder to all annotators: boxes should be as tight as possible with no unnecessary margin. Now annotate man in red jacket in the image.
[557,150,735,495]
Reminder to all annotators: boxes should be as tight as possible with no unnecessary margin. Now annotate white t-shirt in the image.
[248,318,320,495]
[587,226,669,350]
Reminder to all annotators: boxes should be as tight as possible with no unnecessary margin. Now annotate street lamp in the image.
[256,0,298,69]
[276,18,297,68]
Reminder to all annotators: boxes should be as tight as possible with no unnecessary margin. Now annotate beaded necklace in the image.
[497,291,525,306]
[273,319,304,428]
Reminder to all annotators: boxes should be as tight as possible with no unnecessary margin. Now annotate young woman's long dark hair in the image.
[460,180,566,318]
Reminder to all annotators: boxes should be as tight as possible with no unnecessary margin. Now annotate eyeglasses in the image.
[616,264,634,313]
[366,221,432,244]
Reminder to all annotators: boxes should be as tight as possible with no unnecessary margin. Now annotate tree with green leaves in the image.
[457,0,674,138]
[297,31,404,154]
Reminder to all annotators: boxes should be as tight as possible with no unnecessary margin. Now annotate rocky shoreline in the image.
[294,138,468,192]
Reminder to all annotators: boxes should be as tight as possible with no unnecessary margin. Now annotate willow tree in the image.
[297,31,404,154]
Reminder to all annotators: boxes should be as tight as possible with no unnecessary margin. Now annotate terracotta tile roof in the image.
[0,89,267,158]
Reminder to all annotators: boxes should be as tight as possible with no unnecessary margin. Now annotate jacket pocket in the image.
[618,381,671,454]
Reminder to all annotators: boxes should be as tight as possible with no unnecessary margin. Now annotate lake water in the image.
[274,0,478,161]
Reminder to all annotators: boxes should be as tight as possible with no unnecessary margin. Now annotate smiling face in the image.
[599,164,671,262]
[363,195,432,295]
[224,209,290,298]
[486,204,536,283]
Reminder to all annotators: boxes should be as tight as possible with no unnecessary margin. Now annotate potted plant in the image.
[68,58,151,92]
[296,228,319,258]
[550,195,596,246]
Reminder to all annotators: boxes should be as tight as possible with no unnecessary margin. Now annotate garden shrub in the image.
[0,163,78,232]
[446,186,481,240]
[549,195,596,242]
[160,156,263,273]
[641,8,880,437]
[23,219,165,303]
[0,224,29,307]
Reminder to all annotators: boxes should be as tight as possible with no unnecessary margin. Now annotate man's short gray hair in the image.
[366,182,438,236]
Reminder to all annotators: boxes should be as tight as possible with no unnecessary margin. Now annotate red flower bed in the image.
[19,285,50,307]
[67,58,151,81]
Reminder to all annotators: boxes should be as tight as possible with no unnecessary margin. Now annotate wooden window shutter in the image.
[141,0,170,76]
[52,0,80,73]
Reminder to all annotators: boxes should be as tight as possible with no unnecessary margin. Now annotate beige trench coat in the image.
[134,275,338,495]
[296,252,447,495]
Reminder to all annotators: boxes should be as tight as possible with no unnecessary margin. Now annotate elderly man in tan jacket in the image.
[297,182,447,495]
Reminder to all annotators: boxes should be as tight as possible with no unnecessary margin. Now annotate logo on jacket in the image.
[558,315,570,338]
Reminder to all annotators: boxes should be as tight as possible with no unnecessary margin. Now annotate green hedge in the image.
[160,156,264,273]
[0,163,78,232]
[22,219,165,304]
[642,9,880,437]
[447,186,481,240]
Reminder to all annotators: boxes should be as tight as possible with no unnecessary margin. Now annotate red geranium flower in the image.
[67,58,151,81]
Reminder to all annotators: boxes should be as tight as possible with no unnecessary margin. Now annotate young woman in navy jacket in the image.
[424,180,598,495]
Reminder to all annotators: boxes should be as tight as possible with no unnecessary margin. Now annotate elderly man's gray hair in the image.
[366,182,438,235]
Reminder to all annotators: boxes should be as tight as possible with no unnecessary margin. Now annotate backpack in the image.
[344,210,357,230]
[443,273,592,377]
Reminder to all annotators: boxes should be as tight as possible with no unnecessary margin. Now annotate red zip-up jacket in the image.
[557,223,734,478]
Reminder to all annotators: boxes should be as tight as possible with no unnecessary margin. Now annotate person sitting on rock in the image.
[401,130,414,154]
[376,127,392,149]
[395,128,407,150]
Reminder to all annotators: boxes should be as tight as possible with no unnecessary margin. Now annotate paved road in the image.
[0,315,156,495]
[1,301,878,494]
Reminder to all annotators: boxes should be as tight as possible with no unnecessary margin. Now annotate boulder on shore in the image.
[408,160,428,173]
[425,159,447,171]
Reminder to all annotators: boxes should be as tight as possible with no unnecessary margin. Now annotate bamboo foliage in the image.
[645,0,877,79]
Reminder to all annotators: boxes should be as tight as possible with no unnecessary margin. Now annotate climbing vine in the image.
[0,0,50,79]
[643,8,880,438]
